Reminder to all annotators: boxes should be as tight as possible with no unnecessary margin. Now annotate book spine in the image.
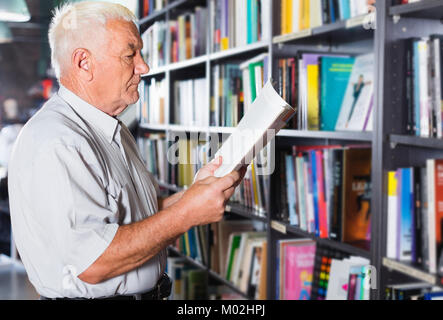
[316,150,328,238]
[413,167,422,265]
[427,159,437,274]
[310,151,320,237]
[405,39,415,134]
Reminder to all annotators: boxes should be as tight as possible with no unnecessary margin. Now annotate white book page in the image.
[214,81,294,177]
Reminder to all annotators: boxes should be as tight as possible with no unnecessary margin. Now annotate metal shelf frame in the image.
[135,0,443,300]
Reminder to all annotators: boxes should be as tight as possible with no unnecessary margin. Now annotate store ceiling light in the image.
[0,0,30,22]
[0,22,12,43]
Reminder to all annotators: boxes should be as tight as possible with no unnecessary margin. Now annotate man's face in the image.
[94,19,149,116]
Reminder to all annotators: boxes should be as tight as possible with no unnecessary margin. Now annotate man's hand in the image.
[193,156,223,182]
[194,156,247,184]
[173,168,246,229]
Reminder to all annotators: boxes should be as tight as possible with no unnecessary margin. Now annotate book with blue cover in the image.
[310,150,320,237]
[399,168,414,262]
[320,56,355,131]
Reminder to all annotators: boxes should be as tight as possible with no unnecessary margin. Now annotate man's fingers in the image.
[206,156,222,171]
[213,171,239,191]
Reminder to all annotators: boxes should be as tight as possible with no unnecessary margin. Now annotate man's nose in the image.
[135,54,150,75]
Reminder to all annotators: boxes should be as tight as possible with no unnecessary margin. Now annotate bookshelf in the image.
[136,0,443,300]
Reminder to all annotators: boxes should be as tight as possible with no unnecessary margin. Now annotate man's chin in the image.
[126,91,140,105]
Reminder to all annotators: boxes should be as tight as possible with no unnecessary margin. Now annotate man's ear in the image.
[72,48,93,81]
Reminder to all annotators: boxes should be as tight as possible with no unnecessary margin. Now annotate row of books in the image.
[281,145,372,247]
[403,36,443,138]
[170,6,208,63]
[277,53,374,132]
[175,225,209,266]
[166,257,208,300]
[137,134,269,213]
[209,221,267,299]
[385,282,443,300]
[210,0,271,52]
[210,53,270,127]
[276,239,372,300]
[173,77,209,127]
[279,0,374,35]
[141,20,167,69]
[386,159,443,276]
[138,78,166,125]
[173,220,267,299]
[137,133,170,184]
[141,0,166,18]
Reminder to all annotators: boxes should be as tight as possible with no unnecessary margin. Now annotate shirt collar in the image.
[58,85,120,144]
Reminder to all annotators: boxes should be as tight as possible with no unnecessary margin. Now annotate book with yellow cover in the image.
[307,64,319,130]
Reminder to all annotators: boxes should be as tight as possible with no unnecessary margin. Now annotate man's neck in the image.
[60,77,114,116]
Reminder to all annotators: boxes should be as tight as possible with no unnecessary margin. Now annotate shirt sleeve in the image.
[30,142,120,277]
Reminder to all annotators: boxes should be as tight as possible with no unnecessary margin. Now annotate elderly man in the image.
[8,1,244,300]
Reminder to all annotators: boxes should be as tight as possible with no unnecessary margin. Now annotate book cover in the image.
[335,53,374,131]
[342,148,371,247]
[399,168,414,262]
[284,241,316,300]
[225,233,242,281]
[320,56,355,131]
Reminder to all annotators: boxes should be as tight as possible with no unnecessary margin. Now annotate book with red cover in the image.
[315,150,328,238]
[432,159,443,276]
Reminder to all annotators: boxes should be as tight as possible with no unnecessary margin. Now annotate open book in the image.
[214,80,295,177]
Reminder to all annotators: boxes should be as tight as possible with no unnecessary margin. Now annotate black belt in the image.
[41,273,172,301]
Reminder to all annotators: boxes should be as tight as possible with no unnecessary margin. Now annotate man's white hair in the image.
[48,1,137,80]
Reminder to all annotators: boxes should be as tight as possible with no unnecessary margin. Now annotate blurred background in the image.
[0,0,138,299]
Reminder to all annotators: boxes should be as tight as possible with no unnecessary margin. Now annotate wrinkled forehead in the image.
[104,19,142,53]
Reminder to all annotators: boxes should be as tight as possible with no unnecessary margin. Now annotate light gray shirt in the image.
[8,85,166,298]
